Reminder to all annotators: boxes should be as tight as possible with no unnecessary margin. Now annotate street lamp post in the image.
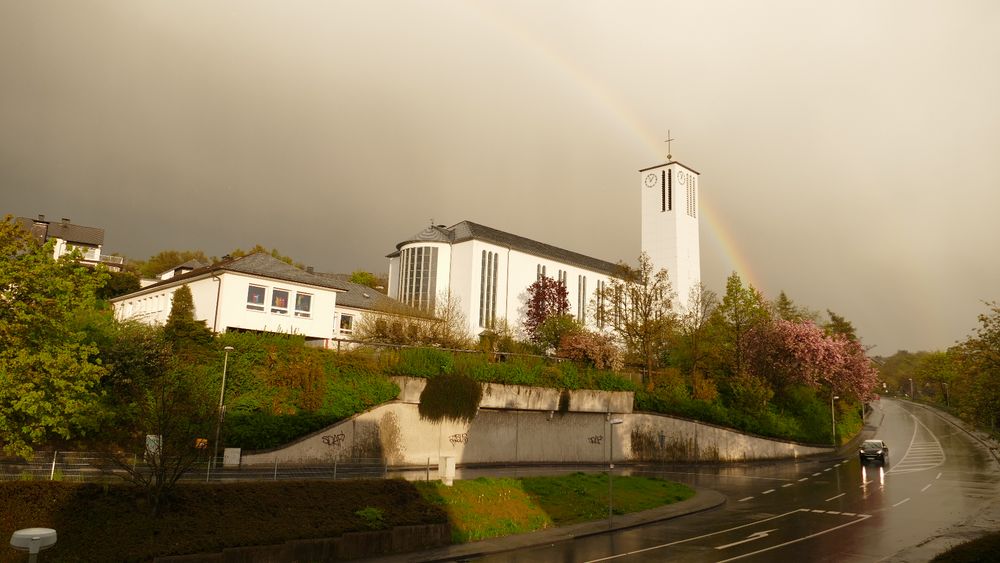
[208,346,234,481]
[607,417,623,529]
[830,395,840,446]
[908,378,914,399]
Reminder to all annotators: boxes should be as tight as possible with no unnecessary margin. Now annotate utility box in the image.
[438,456,455,486]
[223,448,241,467]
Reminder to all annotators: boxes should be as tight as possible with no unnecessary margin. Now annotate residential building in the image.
[16,214,124,271]
[112,253,347,345]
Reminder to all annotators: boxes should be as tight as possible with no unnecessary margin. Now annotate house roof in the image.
[393,220,620,275]
[16,216,105,246]
[312,273,425,316]
[112,252,348,301]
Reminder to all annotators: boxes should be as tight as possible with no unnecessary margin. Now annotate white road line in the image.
[781,483,793,488]
[825,493,846,501]
[812,472,822,476]
[859,481,872,488]
[841,512,856,516]
[921,484,932,492]
[823,468,831,472]
[762,489,775,494]
[798,477,809,482]
[715,514,872,563]
[893,498,911,507]
[826,511,841,515]
[738,496,753,502]
[936,472,942,479]
[582,509,811,562]
[811,509,826,513]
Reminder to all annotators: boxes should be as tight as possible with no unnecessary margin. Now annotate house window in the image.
[271,289,289,314]
[295,293,312,318]
[339,313,354,334]
[247,285,266,311]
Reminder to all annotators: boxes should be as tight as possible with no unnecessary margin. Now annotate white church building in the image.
[387,157,702,337]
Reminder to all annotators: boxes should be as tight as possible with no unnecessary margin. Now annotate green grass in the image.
[416,472,694,543]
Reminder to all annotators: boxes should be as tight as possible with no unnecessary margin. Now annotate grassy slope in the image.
[416,472,694,543]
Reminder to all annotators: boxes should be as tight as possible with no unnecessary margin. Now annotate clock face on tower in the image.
[677,171,687,185]
[644,173,657,187]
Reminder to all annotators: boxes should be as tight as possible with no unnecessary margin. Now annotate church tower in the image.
[639,151,701,309]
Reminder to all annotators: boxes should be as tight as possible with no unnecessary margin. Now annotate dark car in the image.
[859,439,889,465]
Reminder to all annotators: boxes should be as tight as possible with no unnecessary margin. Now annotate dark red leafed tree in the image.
[523,275,569,343]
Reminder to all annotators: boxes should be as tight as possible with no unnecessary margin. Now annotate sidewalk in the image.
[361,487,727,562]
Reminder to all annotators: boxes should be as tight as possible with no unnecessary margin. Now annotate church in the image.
[387,155,702,337]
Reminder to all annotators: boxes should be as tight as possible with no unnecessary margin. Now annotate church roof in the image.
[392,220,620,276]
[638,160,701,174]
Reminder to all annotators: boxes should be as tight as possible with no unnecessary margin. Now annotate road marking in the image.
[738,496,753,502]
[798,477,809,482]
[841,512,856,516]
[715,513,872,563]
[823,468,831,472]
[936,472,942,479]
[893,498,911,507]
[921,484,932,492]
[781,483,793,488]
[715,529,779,550]
[812,472,822,476]
[859,480,872,488]
[811,509,826,513]
[762,489,775,494]
[826,511,841,515]
[825,493,846,501]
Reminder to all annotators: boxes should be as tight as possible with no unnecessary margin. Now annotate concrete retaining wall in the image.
[242,384,830,466]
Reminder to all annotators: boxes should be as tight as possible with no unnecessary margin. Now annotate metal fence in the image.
[0,451,392,484]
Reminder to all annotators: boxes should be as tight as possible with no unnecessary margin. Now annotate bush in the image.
[394,348,454,377]
[418,374,482,423]
[224,412,341,450]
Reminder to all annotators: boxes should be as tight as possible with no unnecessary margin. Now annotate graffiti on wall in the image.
[321,433,346,447]
[449,433,469,446]
[588,435,603,445]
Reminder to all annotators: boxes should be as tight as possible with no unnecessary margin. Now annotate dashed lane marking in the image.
[893,498,911,507]
[826,493,846,501]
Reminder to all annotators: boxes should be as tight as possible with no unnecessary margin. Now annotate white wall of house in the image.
[114,272,341,341]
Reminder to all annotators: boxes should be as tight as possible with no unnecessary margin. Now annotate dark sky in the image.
[3,1,999,354]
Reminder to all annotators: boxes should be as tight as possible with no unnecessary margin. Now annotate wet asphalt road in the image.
[470,398,1000,562]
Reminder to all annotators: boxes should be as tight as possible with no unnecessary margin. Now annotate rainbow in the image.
[463,3,762,292]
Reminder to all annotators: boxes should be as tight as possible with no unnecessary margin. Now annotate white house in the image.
[16,214,124,271]
[112,253,347,345]
[386,156,702,337]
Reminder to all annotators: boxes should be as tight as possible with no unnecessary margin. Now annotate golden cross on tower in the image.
[664,130,676,161]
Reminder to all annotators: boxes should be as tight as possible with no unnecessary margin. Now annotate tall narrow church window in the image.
[596,280,606,328]
[480,250,499,328]
[398,246,438,313]
[577,275,587,323]
[661,170,666,212]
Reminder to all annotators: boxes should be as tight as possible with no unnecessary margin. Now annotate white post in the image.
[49,451,57,481]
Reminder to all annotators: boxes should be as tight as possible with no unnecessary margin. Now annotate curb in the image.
[360,487,727,562]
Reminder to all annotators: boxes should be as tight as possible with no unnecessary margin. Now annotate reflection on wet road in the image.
[473,399,1000,562]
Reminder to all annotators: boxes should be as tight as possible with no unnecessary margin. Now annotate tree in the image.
[96,362,216,516]
[96,269,141,300]
[163,285,213,348]
[523,275,570,345]
[671,283,719,377]
[227,245,305,269]
[711,272,770,378]
[771,291,817,323]
[0,215,108,457]
[131,249,211,279]
[349,270,387,291]
[951,302,1000,429]
[824,310,858,341]
[594,253,676,381]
